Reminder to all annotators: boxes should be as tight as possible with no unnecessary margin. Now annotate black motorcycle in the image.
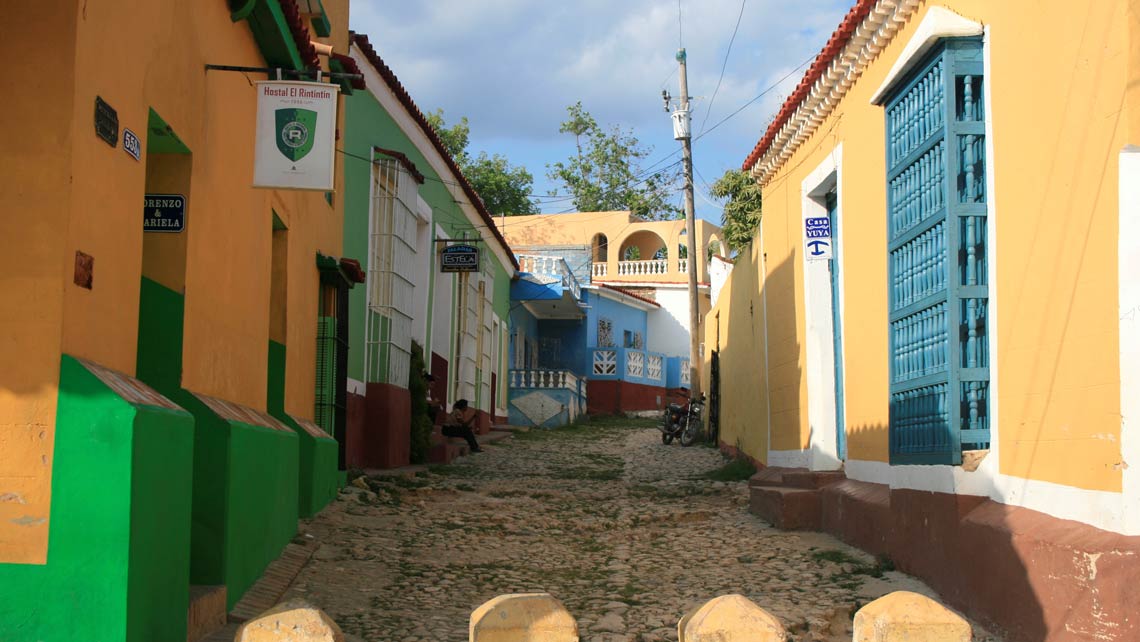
[660,392,705,447]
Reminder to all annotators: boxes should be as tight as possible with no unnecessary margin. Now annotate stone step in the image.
[747,466,805,488]
[749,486,822,531]
[781,470,847,489]
[187,584,227,642]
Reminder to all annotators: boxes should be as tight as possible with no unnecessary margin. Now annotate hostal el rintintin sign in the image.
[253,81,339,191]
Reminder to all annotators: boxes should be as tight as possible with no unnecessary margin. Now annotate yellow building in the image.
[1,1,357,640]
[503,211,725,361]
[707,1,1140,640]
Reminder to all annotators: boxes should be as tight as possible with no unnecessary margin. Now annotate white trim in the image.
[768,449,811,469]
[844,459,1136,535]
[346,378,366,396]
[349,44,516,278]
[587,285,661,311]
[799,145,844,471]
[1120,146,1140,534]
[414,193,432,223]
[750,0,923,185]
[869,6,985,105]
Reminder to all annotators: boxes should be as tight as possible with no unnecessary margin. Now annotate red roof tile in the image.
[597,284,661,308]
[351,33,519,271]
[742,0,876,172]
[331,52,367,90]
[279,0,320,70]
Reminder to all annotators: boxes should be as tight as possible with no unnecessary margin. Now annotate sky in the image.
[349,0,853,222]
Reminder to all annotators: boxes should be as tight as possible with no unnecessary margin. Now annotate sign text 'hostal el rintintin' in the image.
[253,81,339,191]
[439,244,480,272]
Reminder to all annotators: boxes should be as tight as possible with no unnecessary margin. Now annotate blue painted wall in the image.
[538,319,588,374]
[585,289,648,349]
[508,305,539,369]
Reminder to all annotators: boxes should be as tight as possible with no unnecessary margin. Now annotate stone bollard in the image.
[234,599,344,642]
[469,593,579,642]
[853,591,972,642]
[677,594,787,642]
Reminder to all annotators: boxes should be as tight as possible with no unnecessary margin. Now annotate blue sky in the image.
[350,0,852,222]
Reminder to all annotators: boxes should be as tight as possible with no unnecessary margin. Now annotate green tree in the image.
[426,109,539,216]
[709,169,763,251]
[547,102,680,220]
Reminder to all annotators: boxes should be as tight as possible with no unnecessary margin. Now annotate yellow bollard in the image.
[853,591,972,642]
[678,594,787,642]
[469,593,579,642]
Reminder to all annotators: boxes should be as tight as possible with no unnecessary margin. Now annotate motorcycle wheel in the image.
[662,431,674,445]
[679,421,698,447]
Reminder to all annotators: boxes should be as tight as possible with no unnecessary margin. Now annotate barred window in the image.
[885,38,990,465]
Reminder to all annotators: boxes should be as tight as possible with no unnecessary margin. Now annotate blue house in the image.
[508,249,676,426]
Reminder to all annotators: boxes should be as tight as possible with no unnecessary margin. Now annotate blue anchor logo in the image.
[807,240,830,256]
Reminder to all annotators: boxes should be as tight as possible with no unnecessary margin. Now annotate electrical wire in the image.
[698,0,748,136]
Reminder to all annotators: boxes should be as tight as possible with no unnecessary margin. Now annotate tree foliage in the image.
[426,109,539,216]
[709,169,763,251]
[547,102,680,221]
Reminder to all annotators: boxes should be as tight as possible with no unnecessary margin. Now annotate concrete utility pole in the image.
[674,48,702,397]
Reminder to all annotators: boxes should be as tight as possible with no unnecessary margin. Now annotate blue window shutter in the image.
[886,38,989,465]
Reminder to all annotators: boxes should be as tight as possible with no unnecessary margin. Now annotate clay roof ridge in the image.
[742,0,877,172]
[350,33,519,270]
[595,283,662,308]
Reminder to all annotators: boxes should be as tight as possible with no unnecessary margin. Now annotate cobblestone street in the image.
[284,419,998,642]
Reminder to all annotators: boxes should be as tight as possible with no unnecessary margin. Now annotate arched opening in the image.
[616,230,668,275]
[592,233,608,262]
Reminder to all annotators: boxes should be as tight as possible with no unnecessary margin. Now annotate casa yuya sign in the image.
[143,194,186,233]
[440,244,480,272]
[253,81,339,191]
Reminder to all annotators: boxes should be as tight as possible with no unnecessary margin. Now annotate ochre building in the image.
[707,1,1140,640]
[1,1,358,639]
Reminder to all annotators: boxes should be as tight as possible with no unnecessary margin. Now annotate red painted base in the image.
[587,380,666,415]
[344,383,411,470]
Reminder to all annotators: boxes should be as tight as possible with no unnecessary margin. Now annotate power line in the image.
[699,0,748,136]
[692,55,815,143]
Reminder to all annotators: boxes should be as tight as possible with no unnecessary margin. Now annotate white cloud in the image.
[349,0,852,214]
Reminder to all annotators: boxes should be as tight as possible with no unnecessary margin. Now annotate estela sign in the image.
[144,194,186,233]
[440,244,480,272]
[253,81,339,191]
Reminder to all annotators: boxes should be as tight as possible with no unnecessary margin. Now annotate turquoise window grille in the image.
[885,38,989,465]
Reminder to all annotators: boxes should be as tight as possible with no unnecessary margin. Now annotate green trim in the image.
[243,0,305,70]
[269,341,339,518]
[304,0,332,37]
[0,356,194,642]
[230,0,258,21]
[136,278,299,610]
[328,57,355,95]
[147,109,190,155]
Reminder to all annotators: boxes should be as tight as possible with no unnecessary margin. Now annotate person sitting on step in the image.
[442,399,482,453]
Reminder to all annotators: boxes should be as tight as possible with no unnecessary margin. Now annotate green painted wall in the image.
[137,278,299,609]
[343,85,513,389]
[268,340,340,518]
[0,355,194,642]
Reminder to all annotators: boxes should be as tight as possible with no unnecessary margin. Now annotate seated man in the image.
[442,399,482,453]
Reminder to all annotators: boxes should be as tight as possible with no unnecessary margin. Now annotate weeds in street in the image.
[702,456,757,482]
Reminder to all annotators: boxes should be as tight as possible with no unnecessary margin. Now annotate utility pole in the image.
[668,48,702,397]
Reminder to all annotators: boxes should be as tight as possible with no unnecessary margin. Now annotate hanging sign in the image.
[253,81,339,191]
[804,217,832,260]
[143,194,187,233]
[439,244,480,272]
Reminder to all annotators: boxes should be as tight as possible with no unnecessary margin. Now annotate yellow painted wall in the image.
[702,243,771,460]
[503,211,726,284]
[0,4,78,564]
[2,0,349,563]
[58,1,345,417]
[721,0,1129,492]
